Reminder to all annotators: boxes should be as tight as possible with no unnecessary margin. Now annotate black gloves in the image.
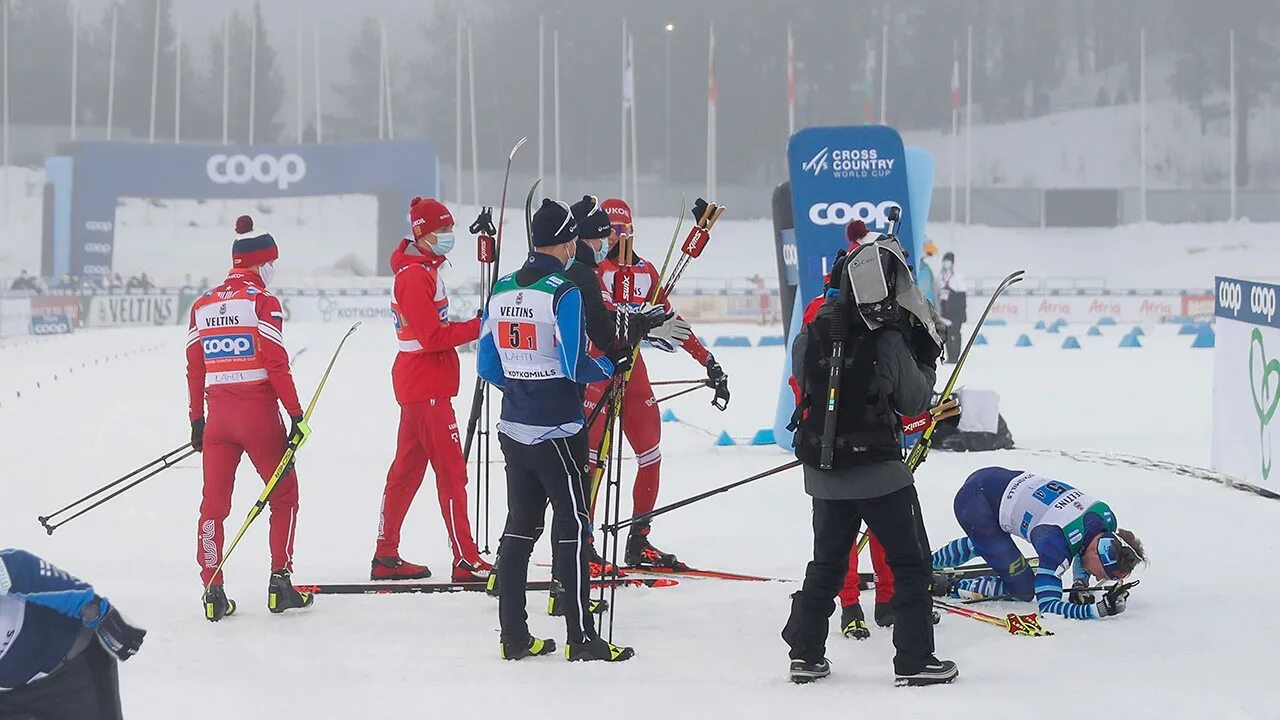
[910,320,943,363]
[705,357,730,410]
[1068,580,1096,605]
[469,206,496,236]
[191,418,205,452]
[607,347,634,376]
[639,305,674,333]
[287,415,311,449]
[81,597,146,661]
[1096,584,1129,618]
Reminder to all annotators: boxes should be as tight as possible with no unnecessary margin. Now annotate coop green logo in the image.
[1249,328,1279,480]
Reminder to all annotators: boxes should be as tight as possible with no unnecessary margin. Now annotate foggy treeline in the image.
[4,0,1279,186]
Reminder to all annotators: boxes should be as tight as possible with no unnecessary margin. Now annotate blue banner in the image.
[786,125,917,305]
[30,310,74,336]
[50,140,438,278]
[1217,276,1280,329]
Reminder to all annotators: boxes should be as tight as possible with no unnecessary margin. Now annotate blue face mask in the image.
[593,241,608,265]
[430,233,455,256]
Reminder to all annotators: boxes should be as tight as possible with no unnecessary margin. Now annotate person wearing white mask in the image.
[938,251,968,364]
[372,197,493,583]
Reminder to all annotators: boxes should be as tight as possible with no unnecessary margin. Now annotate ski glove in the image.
[607,347,634,376]
[705,357,730,410]
[96,606,147,661]
[642,307,691,353]
[287,415,311,450]
[1095,585,1129,618]
[191,418,205,452]
[1068,580,1096,605]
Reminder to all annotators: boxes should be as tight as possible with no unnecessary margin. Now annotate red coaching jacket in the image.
[186,270,304,421]
[390,238,481,404]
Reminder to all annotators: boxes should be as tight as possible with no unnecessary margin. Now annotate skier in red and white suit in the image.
[582,198,729,571]
[372,197,493,583]
[187,215,313,621]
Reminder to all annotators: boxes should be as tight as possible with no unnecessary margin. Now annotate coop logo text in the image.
[207,153,307,190]
[202,335,256,359]
[808,200,899,230]
[802,146,895,179]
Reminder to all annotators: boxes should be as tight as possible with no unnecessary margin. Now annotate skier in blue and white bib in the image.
[931,467,1145,620]
[0,549,146,719]
[478,199,634,663]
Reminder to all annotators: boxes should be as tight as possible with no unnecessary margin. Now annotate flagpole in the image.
[70,0,78,141]
[621,19,628,200]
[313,24,322,143]
[786,23,795,136]
[106,4,117,140]
[1139,28,1146,223]
[1228,29,1236,221]
[538,16,545,185]
[467,25,479,207]
[964,23,973,224]
[221,13,229,144]
[879,22,888,124]
[455,18,462,203]
[382,19,395,140]
[707,23,716,199]
[149,0,160,142]
[629,32,639,214]
[295,19,303,143]
[554,30,562,198]
[1,0,8,223]
[377,19,386,140]
[249,4,258,145]
[949,39,958,242]
[174,21,181,143]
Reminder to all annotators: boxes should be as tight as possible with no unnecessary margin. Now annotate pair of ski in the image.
[299,576,678,596]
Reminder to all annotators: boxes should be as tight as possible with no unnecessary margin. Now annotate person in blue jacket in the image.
[0,548,145,719]
[478,199,634,664]
[932,467,1145,620]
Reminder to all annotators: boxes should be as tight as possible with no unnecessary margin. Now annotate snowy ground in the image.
[3,319,1278,719]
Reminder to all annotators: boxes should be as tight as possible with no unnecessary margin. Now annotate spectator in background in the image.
[126,275,141,290]
[139,273,155,291]
[748,274,770,325]
[9,270,41,293]
[109,273,125,290]
[917,241,938,308]
[938,252,968,364]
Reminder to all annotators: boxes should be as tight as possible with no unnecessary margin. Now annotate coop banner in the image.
[1212,276,1280,494]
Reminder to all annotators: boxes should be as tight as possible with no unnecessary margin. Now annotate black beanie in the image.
[531,198,577,247]
[569,195,611,241]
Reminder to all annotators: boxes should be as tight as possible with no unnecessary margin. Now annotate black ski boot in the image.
[840,604,870,639]
[547,579,608,616]
[267,571,314,614]
[895,658,959,687]
[203,585,236,622]
[565,635,635,662]
[789,658,832,684]
[500,636,557,660]
[624,528,686,569]
[586,541,622,578]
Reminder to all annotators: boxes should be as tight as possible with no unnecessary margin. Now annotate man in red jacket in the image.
[583,198,729,572]
[373,197,492,582]
[187,215,313,621]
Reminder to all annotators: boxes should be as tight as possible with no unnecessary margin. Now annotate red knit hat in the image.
[601,198,633,228]
[409,197,453,240]
[231,215,278,267]
[845,220,870,247]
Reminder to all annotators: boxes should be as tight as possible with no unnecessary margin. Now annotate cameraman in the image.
[781,227,956,687]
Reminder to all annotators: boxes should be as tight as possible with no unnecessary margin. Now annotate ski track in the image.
[3,321,1276,719]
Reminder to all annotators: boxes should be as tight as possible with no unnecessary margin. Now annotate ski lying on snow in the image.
[620,566,791,582]
[856,558,1042,586]
[297,577,677,596]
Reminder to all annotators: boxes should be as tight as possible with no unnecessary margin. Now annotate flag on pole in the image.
[786,24,795,135]
[862,39,875,123]
[950,41,961,112]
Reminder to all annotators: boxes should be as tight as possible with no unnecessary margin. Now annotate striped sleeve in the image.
[932,537,977,569]
[1035,569,1098,620]
[185,301,207,421]
[554,286,612,384]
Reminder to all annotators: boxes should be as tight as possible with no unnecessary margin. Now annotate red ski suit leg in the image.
[198,397,299,587]
[837,533,895,607]
[377,399,480,565]
[582,355,661,524]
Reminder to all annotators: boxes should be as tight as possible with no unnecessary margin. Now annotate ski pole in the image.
[649,379,708,387]
[39,444,196,534]
[654,382,710,405]
[934,599,1053,637]
[205,322,359,591]
[603,460,802,534]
